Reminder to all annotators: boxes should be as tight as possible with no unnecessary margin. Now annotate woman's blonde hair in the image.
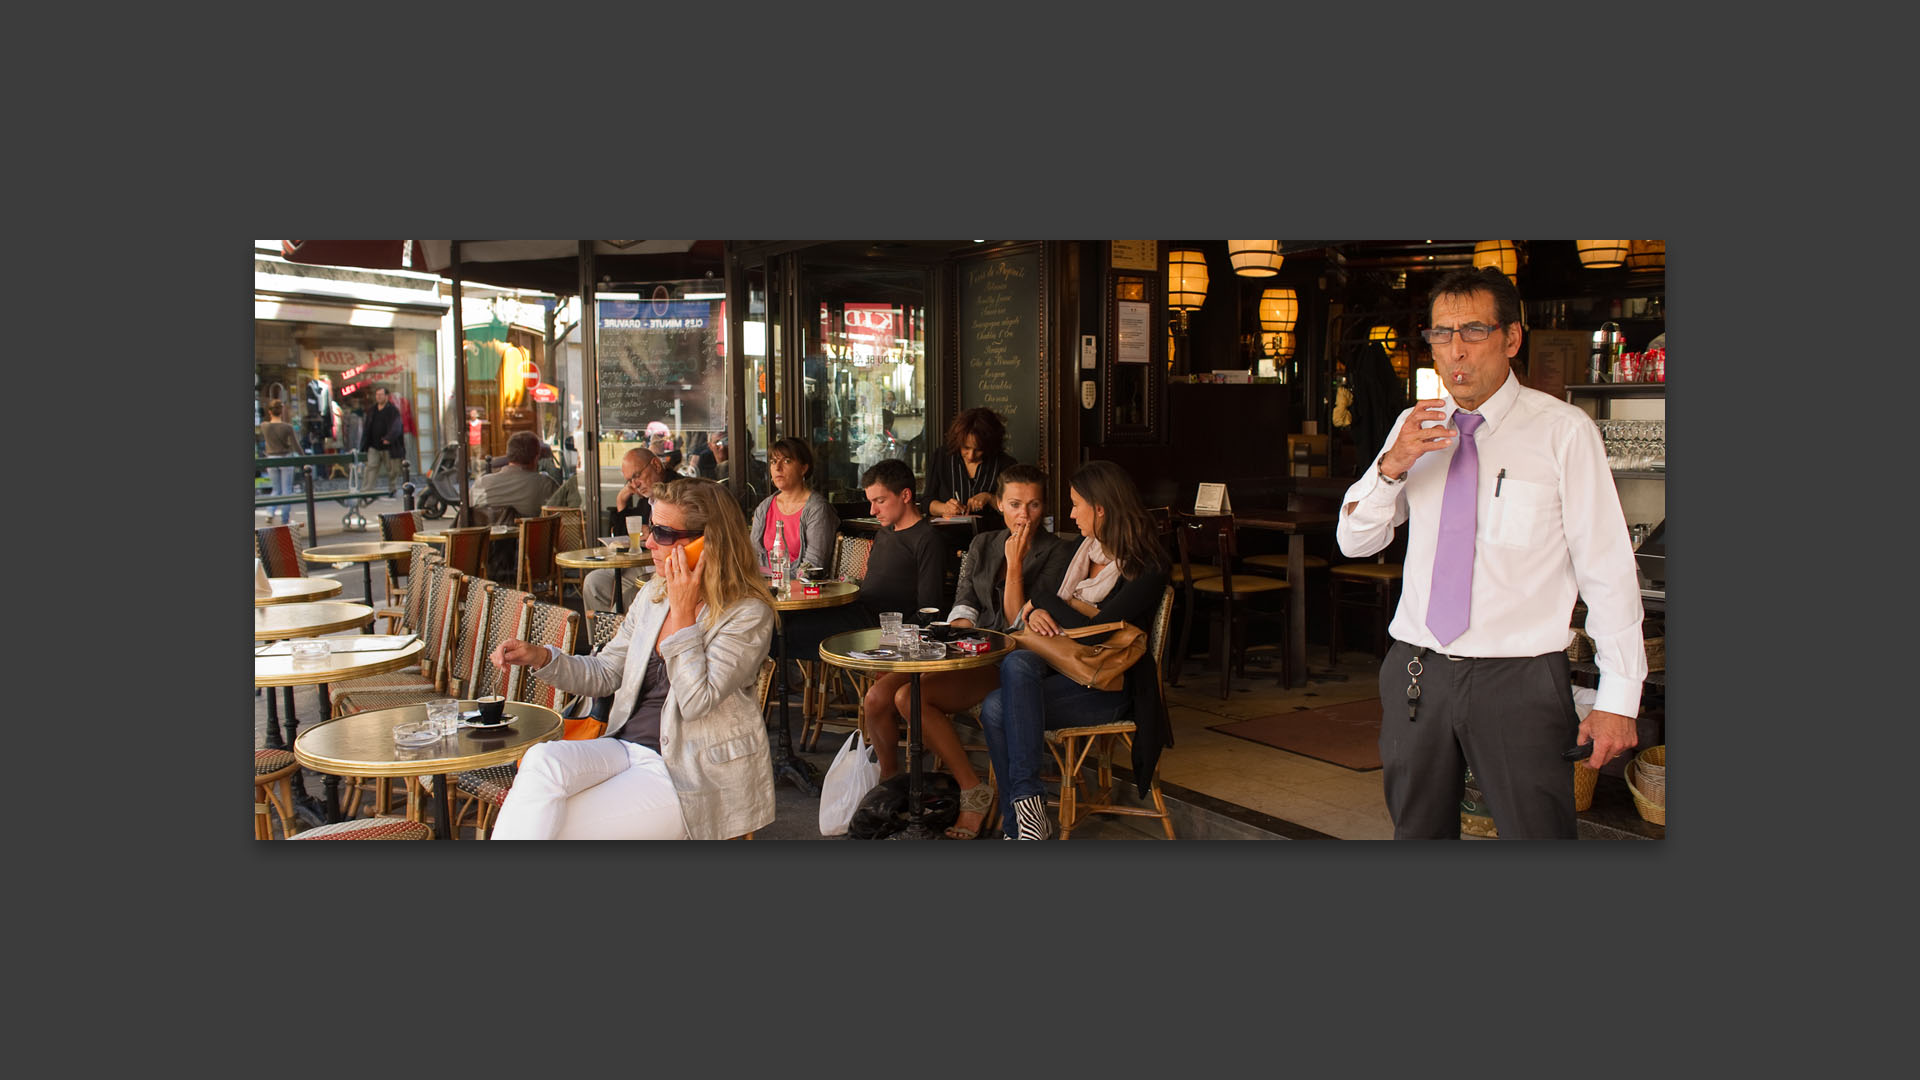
[648,478,776,630]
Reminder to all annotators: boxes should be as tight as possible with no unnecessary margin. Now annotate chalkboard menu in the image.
[595,299,724,431]
[957,248,1043,467]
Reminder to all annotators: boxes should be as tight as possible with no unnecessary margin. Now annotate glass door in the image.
[796,263,931,502]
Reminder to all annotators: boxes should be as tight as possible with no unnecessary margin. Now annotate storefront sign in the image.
[596,299,710,330]
[842,303,898,348]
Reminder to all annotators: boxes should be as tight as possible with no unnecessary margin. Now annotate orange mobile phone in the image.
[682,536,704,570]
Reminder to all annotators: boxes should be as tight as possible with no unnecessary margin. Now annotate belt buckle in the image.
[1438,651,1468,662]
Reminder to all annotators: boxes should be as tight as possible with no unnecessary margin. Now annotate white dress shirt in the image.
[1337,372,1646,718]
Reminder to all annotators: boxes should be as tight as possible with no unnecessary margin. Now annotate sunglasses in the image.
[647,523,705,545]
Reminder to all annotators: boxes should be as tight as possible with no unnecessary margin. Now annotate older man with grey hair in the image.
[584,447,662,613]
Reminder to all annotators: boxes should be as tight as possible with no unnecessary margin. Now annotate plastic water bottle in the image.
[771,520,787,595]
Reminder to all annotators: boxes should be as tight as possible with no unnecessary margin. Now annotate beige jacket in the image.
[531,579,776,840]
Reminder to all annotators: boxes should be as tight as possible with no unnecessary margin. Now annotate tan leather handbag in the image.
[1007,620,1146,691]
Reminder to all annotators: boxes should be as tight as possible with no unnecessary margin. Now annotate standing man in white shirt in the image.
[1336,267,1646,839]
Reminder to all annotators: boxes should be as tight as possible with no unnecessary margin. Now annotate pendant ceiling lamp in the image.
[1626,239,1666,272]
[1472,240,1520,277]
[1263,330,1295,358]
[1369,325,1397,352]
[1167,249,1210,311]
[1227,241,1283,277]
[1258,287,1298,332]
[1576,240,1629,268]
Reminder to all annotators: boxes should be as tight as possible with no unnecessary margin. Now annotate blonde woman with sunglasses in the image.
[488,478,778,839]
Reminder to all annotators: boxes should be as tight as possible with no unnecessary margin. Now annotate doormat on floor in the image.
[1209,698,1384,771]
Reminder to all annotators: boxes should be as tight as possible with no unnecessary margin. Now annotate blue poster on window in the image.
[597,300,710,330]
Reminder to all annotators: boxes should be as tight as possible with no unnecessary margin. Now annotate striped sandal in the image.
[944,781,996,840]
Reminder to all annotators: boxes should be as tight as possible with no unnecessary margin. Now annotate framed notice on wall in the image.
[1117,301,1151,364]
[1110,241,1158,271]
[1525,328,1586,399]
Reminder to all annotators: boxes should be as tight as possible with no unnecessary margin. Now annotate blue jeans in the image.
[269,457,296,522]
[979,649,1130,837]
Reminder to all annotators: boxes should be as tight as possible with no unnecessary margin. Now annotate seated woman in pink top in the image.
[748,437,840,576]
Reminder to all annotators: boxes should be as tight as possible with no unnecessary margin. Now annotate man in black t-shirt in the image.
[856,458,945,620]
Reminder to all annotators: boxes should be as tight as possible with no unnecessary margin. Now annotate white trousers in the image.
[490,739,689,840]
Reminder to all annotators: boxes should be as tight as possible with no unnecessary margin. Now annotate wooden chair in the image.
[378,511,420,598]
[799,534,876,752]
[255,524,305,578]
[454,593,578,838]
[441,525,492,578]
[542,505,587,600]
[287,817,432,840]
[1041,585,1177,839]
[1328,555,1404,664]
[1240,493,1334,583]
[255,748,300,839]
[1152,506,1217,688]
[1176,512,1291,698]
[515,514,563,601]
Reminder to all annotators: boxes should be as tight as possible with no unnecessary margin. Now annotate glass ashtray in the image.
[392,720,441,748]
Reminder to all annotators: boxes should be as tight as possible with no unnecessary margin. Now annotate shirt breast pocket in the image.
[1485,477,1556,549]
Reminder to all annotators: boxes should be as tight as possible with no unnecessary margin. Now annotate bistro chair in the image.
[1328,555,1404,665]
[1041,585,1177,839]
[1176,511,1291,698]
[515,514,563,601]
[255,748,300,839]
[1152,506,1217,688]
[798,534,876,752]
[287,817,432,840]
[542,505,588,600]
[441,525,492,579]
[453,592,576,839]
[255,524,305,579]
[330,562,458,703]
[1241,492,1334,586]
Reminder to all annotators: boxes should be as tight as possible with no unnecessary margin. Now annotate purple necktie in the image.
[1426,411,1484,646]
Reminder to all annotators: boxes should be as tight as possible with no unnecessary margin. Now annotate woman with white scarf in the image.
[978,460,1171,839]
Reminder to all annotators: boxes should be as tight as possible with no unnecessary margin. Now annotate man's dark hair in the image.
[860,458,915,497]
[995,463,1047,496]
[1429,266,1523,329]
[505,430,543,466]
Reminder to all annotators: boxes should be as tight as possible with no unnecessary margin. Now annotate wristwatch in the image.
[1377,464,1407,484]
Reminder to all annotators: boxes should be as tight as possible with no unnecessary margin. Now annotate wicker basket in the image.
[1626,748,1665,825]
[1566,628,1595,662]
[1644,637,1664,672]
[1572,762,1599,811]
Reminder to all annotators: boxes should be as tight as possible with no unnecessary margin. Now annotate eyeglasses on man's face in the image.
[1421,322,1505,344]
[647,523,704,545]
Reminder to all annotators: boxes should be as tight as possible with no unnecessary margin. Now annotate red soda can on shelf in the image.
[1650,347,1665,382]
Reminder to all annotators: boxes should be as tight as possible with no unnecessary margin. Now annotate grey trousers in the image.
[1376,639,1582,839]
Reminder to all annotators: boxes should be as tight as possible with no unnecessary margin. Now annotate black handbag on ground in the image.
[847,773,962,839]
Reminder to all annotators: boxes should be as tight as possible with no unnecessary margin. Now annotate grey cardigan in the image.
[749,490,840,574]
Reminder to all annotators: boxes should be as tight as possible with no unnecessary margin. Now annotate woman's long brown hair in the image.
[1069,459,1167,580]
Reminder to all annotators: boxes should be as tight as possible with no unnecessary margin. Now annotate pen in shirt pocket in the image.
[1495,468,1506,497]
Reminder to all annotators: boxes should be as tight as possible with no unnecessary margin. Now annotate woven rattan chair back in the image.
[542,505,586,554]
[952,545,973,607]
[256,524,304,578]
[832,534,873,583]
[444,576,494,699]
[516,515,563,598]
[587,609,624,652]
[399,545,438,631]
[442,526,491,578]
[422,569,466,687]
[476,584,534,701]
[516,599,579,709]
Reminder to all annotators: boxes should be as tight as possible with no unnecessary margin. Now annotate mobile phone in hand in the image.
[682,536,704,570]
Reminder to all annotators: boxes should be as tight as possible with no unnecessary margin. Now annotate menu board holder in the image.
[1194,483,1232,515]
[956,245,1048,472]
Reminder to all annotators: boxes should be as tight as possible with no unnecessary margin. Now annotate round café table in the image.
[256,577,343,607]
[765,580,859,795]
[300,542,413,625]
[254,601,374,641]
[818,627,1012,839]
[554,546,652,616]
[294,700,562,840]
[256,637,426,824]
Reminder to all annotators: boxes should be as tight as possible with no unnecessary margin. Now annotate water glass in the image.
[878,612,904,647]
[426,698,460,738]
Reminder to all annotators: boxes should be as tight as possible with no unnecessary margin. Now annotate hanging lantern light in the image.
[1472,240,1520,277]
[1369,325,1397,352]
[1167,248,1210,311]
[1576,240,1629,268]
[1262,330,1296,358]
[1258,287,1298,332]
[1626,239,1666,272]
[1227,241,1283,277]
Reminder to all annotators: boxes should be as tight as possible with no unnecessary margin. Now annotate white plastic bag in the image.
[819,730,882,836]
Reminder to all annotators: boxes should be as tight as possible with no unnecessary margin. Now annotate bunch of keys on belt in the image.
[1405,647,1427,721]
